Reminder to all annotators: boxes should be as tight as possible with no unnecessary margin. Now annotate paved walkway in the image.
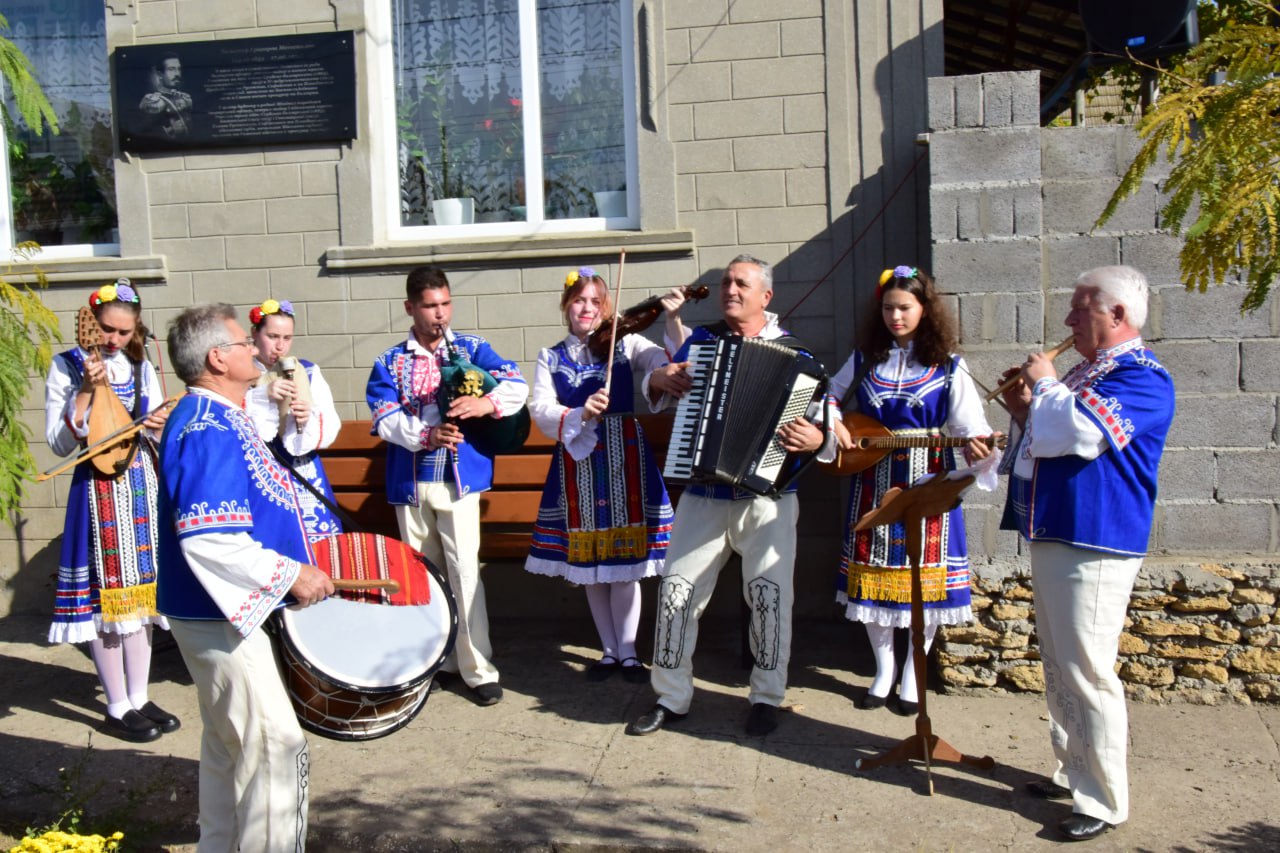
[1,613,1277,851]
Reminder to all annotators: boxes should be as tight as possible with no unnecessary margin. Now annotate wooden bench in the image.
[320,415,674,560]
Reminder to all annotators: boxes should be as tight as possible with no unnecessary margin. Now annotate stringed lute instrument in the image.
[820,411,1006,477]
[76,305,140,477]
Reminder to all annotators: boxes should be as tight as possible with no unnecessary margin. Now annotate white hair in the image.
[1077,265,1149,331]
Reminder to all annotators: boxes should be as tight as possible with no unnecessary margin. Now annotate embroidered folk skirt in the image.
[526,415,672,585]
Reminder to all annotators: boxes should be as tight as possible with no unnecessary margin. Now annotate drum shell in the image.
[273,560,458,741]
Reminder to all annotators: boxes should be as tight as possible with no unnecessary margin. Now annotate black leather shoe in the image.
[136,701,180,733]
[1026,779,1073,801]
[1059,813,1113,841]
[472,682,504,706]
[625,704,685,736]
[745,702,778,736]
[857,691,887,710]
[586,655,621,682]
[105,710,161,743]
[430,671,458,693]
[619,657,649,685]
[893,698,919,717]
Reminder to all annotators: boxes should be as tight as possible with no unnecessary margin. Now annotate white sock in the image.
[864,623,898,699]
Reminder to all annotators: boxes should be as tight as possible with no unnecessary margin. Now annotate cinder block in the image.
[927,76,956,131]
[1160,503,1273,552]
[784,93,826,133]
[1242,341,1280,392]
[354,333,411,369]
[177,0,254,31]
[933,239,1043,293]
[666,61,731,105]
[1013,185,1042,237]
[774,238,837,285]
[729,0,822,23]
[1157,341,1239,394]
[268,197,339,233]
[731,55,825,98]
[1042,127,1129,179]
[734,132,826,171]
[478,293,564,329]
[1043,178,1158,235]
[301,162,339,196]
[693,99,785,140]
[1157,449,1216,501]
[1045,235,1121,287]
[257,0,333,25]
[191,268,268,305]
[270,267,348,303]
[736,204,828,244]
[958,294,986,343]
[781,17,823,56]
[670,209,737,247]
[1119,233,1185,287]
[676,172,696,211]
[689,22,779,63]
[1015,292,1046,344]
[305,301,390,336]
[188,200,266,237]
[1159,283,1273,339]
[1168,395,1274,448]
[149,170,222,205]
[954,75,983,127]
[154,236,227,273]
[1010,71,1041,126]
[675,139,734,174]
[982,187,1019,238]
[666,31,691,65]
[349,273,406,302]
[666,3,733,29]
[696,171,785,210]
[136,2,177,38]
[668,103,694,143]
[982,74,1013,127]
[261,148,341,165]
[956,194,982,240]
[303,230,338,265]
[1217,451,1280,501]
[224,234,304,269]
[223,164,302,202]
[786,168,827,207]
[930,128,1041,185]
[151,204,191,239]
[930,188,959,241]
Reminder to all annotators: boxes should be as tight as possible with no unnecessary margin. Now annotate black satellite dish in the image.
[1078,0,1198,58]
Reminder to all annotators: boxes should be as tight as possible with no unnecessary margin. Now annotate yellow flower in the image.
[262,298,281,315]
[98,284,118,303]
[564,270,580,289]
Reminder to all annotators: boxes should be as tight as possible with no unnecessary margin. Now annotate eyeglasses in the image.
[215,337,255,350]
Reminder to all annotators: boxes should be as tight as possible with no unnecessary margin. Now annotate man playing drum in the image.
[157,303,334,851]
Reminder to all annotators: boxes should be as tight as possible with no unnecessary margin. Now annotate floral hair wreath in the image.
[563,267,598,289]
[248,298,295,326]
[89,278,140,308]
[875,265,918,300]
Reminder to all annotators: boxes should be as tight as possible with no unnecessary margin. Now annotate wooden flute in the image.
[983,335,1076,402]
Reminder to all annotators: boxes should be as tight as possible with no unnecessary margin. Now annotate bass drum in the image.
[275,560,458,741]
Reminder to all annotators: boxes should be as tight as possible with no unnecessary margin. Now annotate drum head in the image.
[278,563,457,692]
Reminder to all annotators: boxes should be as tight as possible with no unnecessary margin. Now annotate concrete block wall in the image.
[929,70,1280,702]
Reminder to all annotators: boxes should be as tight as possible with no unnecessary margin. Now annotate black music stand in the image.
[851,472,995,794]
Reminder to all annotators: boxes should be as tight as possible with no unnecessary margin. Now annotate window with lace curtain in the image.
[0,0,117,257]
[391,0,636,233]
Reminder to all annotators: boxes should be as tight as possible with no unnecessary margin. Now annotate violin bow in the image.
[603,248,626,394]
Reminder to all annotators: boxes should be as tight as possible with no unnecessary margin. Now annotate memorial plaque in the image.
[115,32,357,153]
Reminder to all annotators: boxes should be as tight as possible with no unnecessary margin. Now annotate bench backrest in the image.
[320,416,674,560]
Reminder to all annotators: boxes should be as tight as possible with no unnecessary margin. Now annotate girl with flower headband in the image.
[828,265,1000,714]
[524,268,689,682]
[244,297,343,541]
[43,279,180,742]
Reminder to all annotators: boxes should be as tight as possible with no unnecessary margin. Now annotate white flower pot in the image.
[593,190,627,218]
[432,197,475,226]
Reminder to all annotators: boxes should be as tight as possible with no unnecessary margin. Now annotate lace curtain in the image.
[394,0,625,224]
[3,0,115,244]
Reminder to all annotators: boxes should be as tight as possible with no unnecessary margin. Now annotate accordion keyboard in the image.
[663,339,717,481]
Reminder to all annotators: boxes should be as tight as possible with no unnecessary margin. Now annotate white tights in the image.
[584,581,642,662]
[863,621,938,703]
[88,625,154,719]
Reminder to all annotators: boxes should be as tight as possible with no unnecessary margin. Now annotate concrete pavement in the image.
[1,612,1278,851]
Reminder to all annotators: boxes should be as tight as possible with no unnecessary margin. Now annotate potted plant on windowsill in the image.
[430,124,474,226]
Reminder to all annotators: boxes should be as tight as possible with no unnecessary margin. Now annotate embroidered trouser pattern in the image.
[649,492,798,715]
[1030,541,1142,826]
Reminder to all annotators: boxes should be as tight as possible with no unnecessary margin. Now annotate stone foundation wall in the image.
[938,559,1280,704]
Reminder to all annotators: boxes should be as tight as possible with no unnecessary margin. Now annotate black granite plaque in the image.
[115,32,356,153]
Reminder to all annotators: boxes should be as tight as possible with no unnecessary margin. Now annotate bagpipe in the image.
[435,337,531,455]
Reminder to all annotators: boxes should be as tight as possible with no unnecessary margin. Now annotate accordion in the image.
[663,335,828,497]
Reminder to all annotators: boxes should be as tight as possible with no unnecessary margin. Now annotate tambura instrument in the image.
[275,555,458,741]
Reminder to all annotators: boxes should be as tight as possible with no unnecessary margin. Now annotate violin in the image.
[586,284,710,359]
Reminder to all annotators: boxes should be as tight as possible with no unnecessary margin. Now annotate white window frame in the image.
[371,0,639,242]
[0,2,119,261]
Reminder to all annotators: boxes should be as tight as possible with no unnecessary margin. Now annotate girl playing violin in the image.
[828,266,1000,714]
[524,269,687,682]
[44,280,179,742]
[245,298,343,542]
